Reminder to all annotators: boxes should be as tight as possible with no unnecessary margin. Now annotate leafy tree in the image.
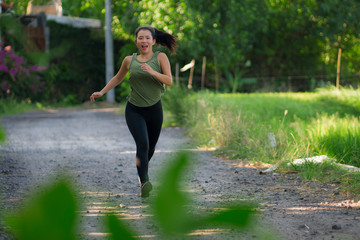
[11,0,29,14]
[251,1,323,81]
[61,0,105,19]
[10,0,360,92]
[313,0,360,84]
[112,0,268,90]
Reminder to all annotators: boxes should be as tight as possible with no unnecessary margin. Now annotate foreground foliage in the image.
[2,153,257,239]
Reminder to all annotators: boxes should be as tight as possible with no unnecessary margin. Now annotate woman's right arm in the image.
[90,56,132,102]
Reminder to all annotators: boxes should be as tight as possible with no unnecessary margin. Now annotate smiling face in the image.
[135,29,156,54]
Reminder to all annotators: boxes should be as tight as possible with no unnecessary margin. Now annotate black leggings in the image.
[125,100,163,184]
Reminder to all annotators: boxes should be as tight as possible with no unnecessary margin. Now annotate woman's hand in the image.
[141,63,155,75]
[90,92,103,102]
[141,58,172,86]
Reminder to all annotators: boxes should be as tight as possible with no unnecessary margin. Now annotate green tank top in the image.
[128,51,165,107]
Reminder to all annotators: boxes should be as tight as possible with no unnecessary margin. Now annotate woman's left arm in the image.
[141,52,173,86]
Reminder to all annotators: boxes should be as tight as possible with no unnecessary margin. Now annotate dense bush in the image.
[0,42,46,101]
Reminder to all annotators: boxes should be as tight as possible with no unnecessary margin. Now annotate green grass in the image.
[0,125,5,142]
[0,98,42,116]
[0,98,46,143]
[307,115,360,167]
[162,86,360,196]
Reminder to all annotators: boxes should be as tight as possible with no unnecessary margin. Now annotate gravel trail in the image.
[0,108,359,239]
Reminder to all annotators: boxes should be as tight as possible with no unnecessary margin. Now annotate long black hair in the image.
[135,26,177,54]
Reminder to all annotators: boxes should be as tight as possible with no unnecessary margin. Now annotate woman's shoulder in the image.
[122,55,134,69]
[125,53,138,60]
[126,53,137,59]
[157,52,169,60]
[156,51,166,56]
[125,55,137,63]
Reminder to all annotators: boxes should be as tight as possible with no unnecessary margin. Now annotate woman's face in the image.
[135,29,156,54]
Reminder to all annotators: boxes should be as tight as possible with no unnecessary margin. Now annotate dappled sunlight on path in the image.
[1,108,359,239]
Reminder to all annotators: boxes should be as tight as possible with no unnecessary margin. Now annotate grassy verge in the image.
[0,98,45,142]
[162,86,360,196]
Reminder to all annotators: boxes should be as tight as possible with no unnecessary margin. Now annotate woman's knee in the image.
[136,140,149,153]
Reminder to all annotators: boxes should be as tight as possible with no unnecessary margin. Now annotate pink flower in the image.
[29,65,39,71]
[9,68,15,76]
[30,65,46,72]
[0,63,8,72]
[0,41,45,99]
[23,68,30,77]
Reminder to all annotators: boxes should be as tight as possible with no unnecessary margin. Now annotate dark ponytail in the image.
[135,26,177,54]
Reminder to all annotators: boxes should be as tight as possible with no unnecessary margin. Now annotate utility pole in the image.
[105,0,115,103]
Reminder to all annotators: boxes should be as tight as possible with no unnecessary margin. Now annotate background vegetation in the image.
[4,0,360,102]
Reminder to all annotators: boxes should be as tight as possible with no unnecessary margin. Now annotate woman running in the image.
[90,26,176,197]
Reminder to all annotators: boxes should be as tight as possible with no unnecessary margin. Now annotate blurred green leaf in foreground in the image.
[151,152,255,237]
[5,177,78,240]
[4,153,255,239]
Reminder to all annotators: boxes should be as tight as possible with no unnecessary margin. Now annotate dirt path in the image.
[0,108,359,239]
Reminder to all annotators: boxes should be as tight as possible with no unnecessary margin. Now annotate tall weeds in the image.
[307,114,360,167]
[163,86,360,168]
